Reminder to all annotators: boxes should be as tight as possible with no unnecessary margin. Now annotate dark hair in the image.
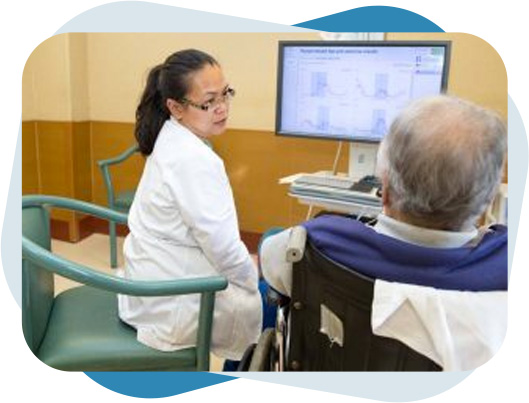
[134,49,218,155]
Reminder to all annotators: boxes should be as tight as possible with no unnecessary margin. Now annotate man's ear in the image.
[166,98,183,119]
[381,174,390,207]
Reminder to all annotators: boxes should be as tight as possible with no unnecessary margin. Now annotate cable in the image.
[332,141,343,175]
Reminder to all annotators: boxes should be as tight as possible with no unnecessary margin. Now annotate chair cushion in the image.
[37,286,197,371]
[114,190,135,211]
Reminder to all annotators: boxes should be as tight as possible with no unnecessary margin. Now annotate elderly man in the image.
[261,95,507,370]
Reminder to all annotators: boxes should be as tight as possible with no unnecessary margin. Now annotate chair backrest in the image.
[97,144,140,206]
[22,206,55,354]
[287,241,441,371]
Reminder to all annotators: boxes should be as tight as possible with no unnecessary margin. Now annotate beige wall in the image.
[23,33,90,121]
[23,34,72,121]
[23,32,507,123]
[68,33,90,121]
[85,33,321,129]
[388,32,507,118]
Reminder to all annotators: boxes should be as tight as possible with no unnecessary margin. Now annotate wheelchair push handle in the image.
[286,226,307,263]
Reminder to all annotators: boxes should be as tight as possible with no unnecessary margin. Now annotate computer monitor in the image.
[276,40,451,179]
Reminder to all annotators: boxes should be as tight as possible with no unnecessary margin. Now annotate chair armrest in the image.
[22,195,227,296]
[22,236,227,296]
[23,195,128,225]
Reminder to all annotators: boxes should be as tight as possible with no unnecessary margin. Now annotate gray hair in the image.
[376,95,507,230]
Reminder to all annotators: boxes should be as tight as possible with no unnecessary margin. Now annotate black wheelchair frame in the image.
[240,225,441,372]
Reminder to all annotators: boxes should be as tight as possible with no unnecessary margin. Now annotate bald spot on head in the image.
[377,96,506,231]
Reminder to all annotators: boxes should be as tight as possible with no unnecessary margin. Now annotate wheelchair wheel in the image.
[249,328,276,371]
[236,343,256,371]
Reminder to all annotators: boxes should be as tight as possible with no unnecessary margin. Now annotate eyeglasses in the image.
[180,87,236,112]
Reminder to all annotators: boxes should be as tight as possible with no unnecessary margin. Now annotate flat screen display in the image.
[276,41,451,143]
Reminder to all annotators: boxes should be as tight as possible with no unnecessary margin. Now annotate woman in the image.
[118,49,262,362]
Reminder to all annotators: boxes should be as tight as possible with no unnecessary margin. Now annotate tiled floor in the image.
[51,233,225,371]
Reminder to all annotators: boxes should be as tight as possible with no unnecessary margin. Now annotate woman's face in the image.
[174,64,231,139]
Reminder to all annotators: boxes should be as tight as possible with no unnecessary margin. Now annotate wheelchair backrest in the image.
[287,241,441,371]
[22,206,55,354]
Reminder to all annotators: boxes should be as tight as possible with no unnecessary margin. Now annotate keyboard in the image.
[294,174,356,190]
[290,174,382,210]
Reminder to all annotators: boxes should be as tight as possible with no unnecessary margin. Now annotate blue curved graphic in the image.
[85,372,235,398]
[295,6,443,32]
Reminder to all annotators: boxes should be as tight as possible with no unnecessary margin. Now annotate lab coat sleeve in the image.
[260,229,293,297]
[169,152,258,292]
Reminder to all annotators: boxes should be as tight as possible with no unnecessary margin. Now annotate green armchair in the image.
[97,144,140,268]
[22,195,228,371]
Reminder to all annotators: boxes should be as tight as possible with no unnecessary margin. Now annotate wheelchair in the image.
[240,225,442,372]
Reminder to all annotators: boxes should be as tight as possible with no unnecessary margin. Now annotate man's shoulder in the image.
[302,214,376,239]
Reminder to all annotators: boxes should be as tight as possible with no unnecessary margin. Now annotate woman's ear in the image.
[166,98,183,119]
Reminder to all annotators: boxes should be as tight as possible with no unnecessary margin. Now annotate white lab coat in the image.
[372,280,507,371]
[118,117,261,360]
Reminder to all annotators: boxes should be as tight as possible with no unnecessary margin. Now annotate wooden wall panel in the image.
[36,121,73,196]
[70,122,93,241]
[212,129,350,232]
[24,120,508,237]
[88,124,348,233]
[24,121,93,240]
[72,121,92,202]
[36,121,74,223]
[22,121,39,194]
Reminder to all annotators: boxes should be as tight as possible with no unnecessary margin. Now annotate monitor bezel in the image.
[275,40,452,143]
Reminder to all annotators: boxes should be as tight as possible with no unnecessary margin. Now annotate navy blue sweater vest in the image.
[302,215,507,291]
